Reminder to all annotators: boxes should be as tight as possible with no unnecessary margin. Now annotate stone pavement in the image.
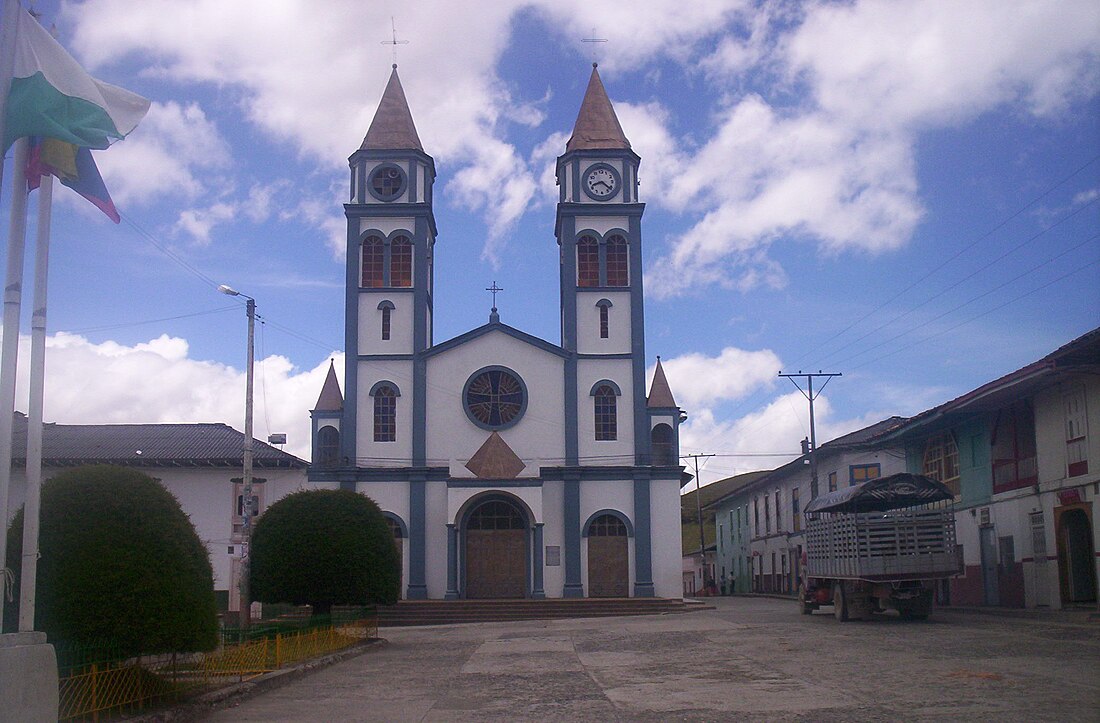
[200,596,1100,722]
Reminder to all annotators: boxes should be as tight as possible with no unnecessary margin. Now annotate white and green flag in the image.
[3,6,149,151]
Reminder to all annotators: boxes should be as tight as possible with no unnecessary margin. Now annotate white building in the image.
[307,65,686,600]
[8,414,311,614]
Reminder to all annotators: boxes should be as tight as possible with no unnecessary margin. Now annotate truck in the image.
[798,472,960,621]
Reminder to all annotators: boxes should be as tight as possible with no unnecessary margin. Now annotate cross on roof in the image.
[581,28,607,64]
[381,17,409,65]
[486,281,504,312]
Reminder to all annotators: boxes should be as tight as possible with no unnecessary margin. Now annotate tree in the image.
[4,465,218,655]
[250,489,399,615]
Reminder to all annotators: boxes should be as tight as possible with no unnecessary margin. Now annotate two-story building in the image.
[876,328,1099,609]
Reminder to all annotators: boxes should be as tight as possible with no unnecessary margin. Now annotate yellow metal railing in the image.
[58,617,378,721]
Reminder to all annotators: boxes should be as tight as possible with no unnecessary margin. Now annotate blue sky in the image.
[2,0,1098,483]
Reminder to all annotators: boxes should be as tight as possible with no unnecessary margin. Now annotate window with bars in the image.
[606,235,629,286]
[594,385,618,441]
[361,236,384,287]
[577,236,599,287]
[373,385,397,442]
[923,433,960,496]
[390,236,413,287]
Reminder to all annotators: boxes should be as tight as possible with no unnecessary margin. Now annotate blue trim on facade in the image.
[577,353,634,361]
[632,473,655,596]
[532,523,545,599]
[339,479,356,491]
[381,511,408,538]
[628,213,648,465]
[407,476,427,599]
[342,213,360,465]
[581,509,635,538]
[445,524,459,599]
[447,478,543,488]
[422,320,570,359]
[589,379,622,396]
[358,353,416,361]
[563,475,583,597]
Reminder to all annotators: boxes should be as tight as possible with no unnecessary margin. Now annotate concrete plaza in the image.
[202,597,1099,722]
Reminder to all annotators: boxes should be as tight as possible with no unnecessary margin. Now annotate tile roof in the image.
[565,64,631,152]
[10,414,306,469]
[360,65,423,152]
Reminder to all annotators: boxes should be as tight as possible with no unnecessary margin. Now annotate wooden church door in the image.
[587,514,629,597]
[465,499,528,599]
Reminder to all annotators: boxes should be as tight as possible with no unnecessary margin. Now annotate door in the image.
[464,498,528,599]
[587,514,629,597]
[1058,507,1097,603]
[979,526,1000,606]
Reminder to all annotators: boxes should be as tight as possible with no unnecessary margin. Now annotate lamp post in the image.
[219,284,255,629]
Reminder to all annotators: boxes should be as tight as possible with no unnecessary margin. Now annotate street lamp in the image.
[219,284,255,629]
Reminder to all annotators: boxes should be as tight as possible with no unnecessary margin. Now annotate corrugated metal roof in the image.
[10,415,306,468]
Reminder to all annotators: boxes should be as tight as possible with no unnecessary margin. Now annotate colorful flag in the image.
[3,7,149,151]
[27,136,120,223]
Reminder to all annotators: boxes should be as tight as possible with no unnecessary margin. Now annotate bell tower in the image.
[341,65,436,468]
[555,64,647,467]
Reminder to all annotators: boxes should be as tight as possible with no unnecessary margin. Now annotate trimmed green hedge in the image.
[4,465,217,656]
[250,489,399,614]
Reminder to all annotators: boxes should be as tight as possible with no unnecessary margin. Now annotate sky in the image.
[1,0,1098,486]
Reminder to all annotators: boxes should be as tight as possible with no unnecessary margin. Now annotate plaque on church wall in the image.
[545,546,561,566]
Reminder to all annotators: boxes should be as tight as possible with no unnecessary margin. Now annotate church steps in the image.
[376,598,698,627]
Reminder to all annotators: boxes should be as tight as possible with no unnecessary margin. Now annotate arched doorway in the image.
[385,515,404,596]
[464,497,528,599]
[1057,507,1097,603]
[587,513,629,597]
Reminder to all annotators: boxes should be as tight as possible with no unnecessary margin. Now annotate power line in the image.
[63,305,238,334]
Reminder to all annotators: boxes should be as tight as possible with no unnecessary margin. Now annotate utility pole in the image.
[683,452,715,593]
[220,285,255,630]
[778,371,841,499]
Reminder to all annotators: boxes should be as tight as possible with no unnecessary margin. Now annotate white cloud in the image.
[96,101,231,207]
[654,346,781,411]
[175,202,236,245]
[12,332,339,460]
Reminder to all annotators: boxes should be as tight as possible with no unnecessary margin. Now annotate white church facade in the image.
[308,64,686,600]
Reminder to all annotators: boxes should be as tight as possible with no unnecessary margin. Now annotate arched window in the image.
[593,384,618,441]
[922,433,960,496]
[606,235,628,286]
[596,299,612,339]
[317,425,340,467]
[588,513,628,537]
[381,306,391,340]
[651,423,674,465]
[577,236,599,287]
[373,384,398,442]
[361,235,384,287]
[390,236,413,287]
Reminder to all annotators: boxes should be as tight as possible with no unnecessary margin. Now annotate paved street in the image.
[203,597,1100,722]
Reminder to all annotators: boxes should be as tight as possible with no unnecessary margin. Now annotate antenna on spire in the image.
[381,17,409,66]
[581,28,607,65]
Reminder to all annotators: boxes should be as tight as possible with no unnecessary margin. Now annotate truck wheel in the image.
[798,585,813,615]
[910,590,934,621]
[833,585,849,622]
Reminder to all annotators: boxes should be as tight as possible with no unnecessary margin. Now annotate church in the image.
[307,63,686,600]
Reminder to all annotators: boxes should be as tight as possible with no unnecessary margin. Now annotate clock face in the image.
[369,164,406,201]
[584,165,619,200]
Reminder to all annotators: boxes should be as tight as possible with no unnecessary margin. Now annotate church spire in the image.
[565,63,630,152]
[647,358,677,408]
[361,65,423,151]
[314,360,344,411]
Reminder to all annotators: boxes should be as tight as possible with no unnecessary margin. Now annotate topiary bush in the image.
[250,489,399,615]
[3,465,218,655]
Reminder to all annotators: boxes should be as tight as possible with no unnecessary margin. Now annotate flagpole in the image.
[18,173,50,631]
[0,0,23,197]
[0,137,29,626]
